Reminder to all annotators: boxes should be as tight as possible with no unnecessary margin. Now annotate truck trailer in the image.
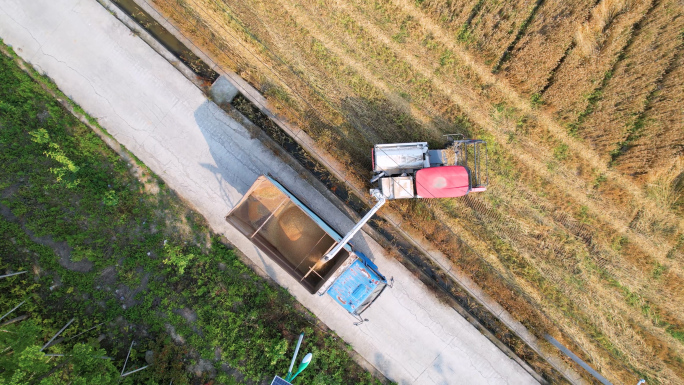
[226,176,388,321]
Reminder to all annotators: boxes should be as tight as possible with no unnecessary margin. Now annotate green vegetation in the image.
[609,83,659,165]
[553,143,569,161]
[593,173,607,189]
[457,0,484,43]
[0,319,120,385]
[566,71,613,137]
[0,43,383,384]
[530,92,544,108]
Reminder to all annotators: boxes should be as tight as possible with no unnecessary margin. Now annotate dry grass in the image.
[581,0,684,162]
[146,0,684,382]
[575,0,635,56]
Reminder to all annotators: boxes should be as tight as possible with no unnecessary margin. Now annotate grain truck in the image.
[226,176,388,323]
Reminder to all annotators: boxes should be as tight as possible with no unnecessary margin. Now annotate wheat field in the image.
[147,0,684,382]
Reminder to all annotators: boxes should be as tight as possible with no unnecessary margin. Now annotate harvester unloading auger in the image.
[226,137,487,323]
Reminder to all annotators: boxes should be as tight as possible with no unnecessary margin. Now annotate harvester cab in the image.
[371,136,488,199]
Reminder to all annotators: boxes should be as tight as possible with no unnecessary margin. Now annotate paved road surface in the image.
[0,1,538,384]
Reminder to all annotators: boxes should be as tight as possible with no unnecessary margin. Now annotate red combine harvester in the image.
[370,137,488,199]
[316,137,488,270]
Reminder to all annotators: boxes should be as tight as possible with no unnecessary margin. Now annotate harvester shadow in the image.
[338,95,472,151]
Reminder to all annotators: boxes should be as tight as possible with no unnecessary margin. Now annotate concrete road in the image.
[0,0,538,384]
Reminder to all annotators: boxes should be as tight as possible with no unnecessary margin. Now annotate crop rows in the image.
[580,0,683,160]
[543,0,655,127]
[491,0,683,188]
[499,0,594,96]
[616,45,684,178]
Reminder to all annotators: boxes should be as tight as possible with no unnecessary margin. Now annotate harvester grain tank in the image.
[226,137,487,321]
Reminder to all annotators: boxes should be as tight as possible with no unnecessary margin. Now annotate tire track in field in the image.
[387,0,683,240]
[323,1,680,278]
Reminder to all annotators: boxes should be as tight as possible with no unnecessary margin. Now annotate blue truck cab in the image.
[326,252,388,316]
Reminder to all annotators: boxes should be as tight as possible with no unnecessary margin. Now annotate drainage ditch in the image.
[110,0,219,83]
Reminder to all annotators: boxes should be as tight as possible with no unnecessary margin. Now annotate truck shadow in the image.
[192,100,266,207]
[193,100,279,278]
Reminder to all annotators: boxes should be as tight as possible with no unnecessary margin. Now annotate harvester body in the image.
[372,139,488,199]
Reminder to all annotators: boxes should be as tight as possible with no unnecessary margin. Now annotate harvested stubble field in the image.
[146,0,684,383]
